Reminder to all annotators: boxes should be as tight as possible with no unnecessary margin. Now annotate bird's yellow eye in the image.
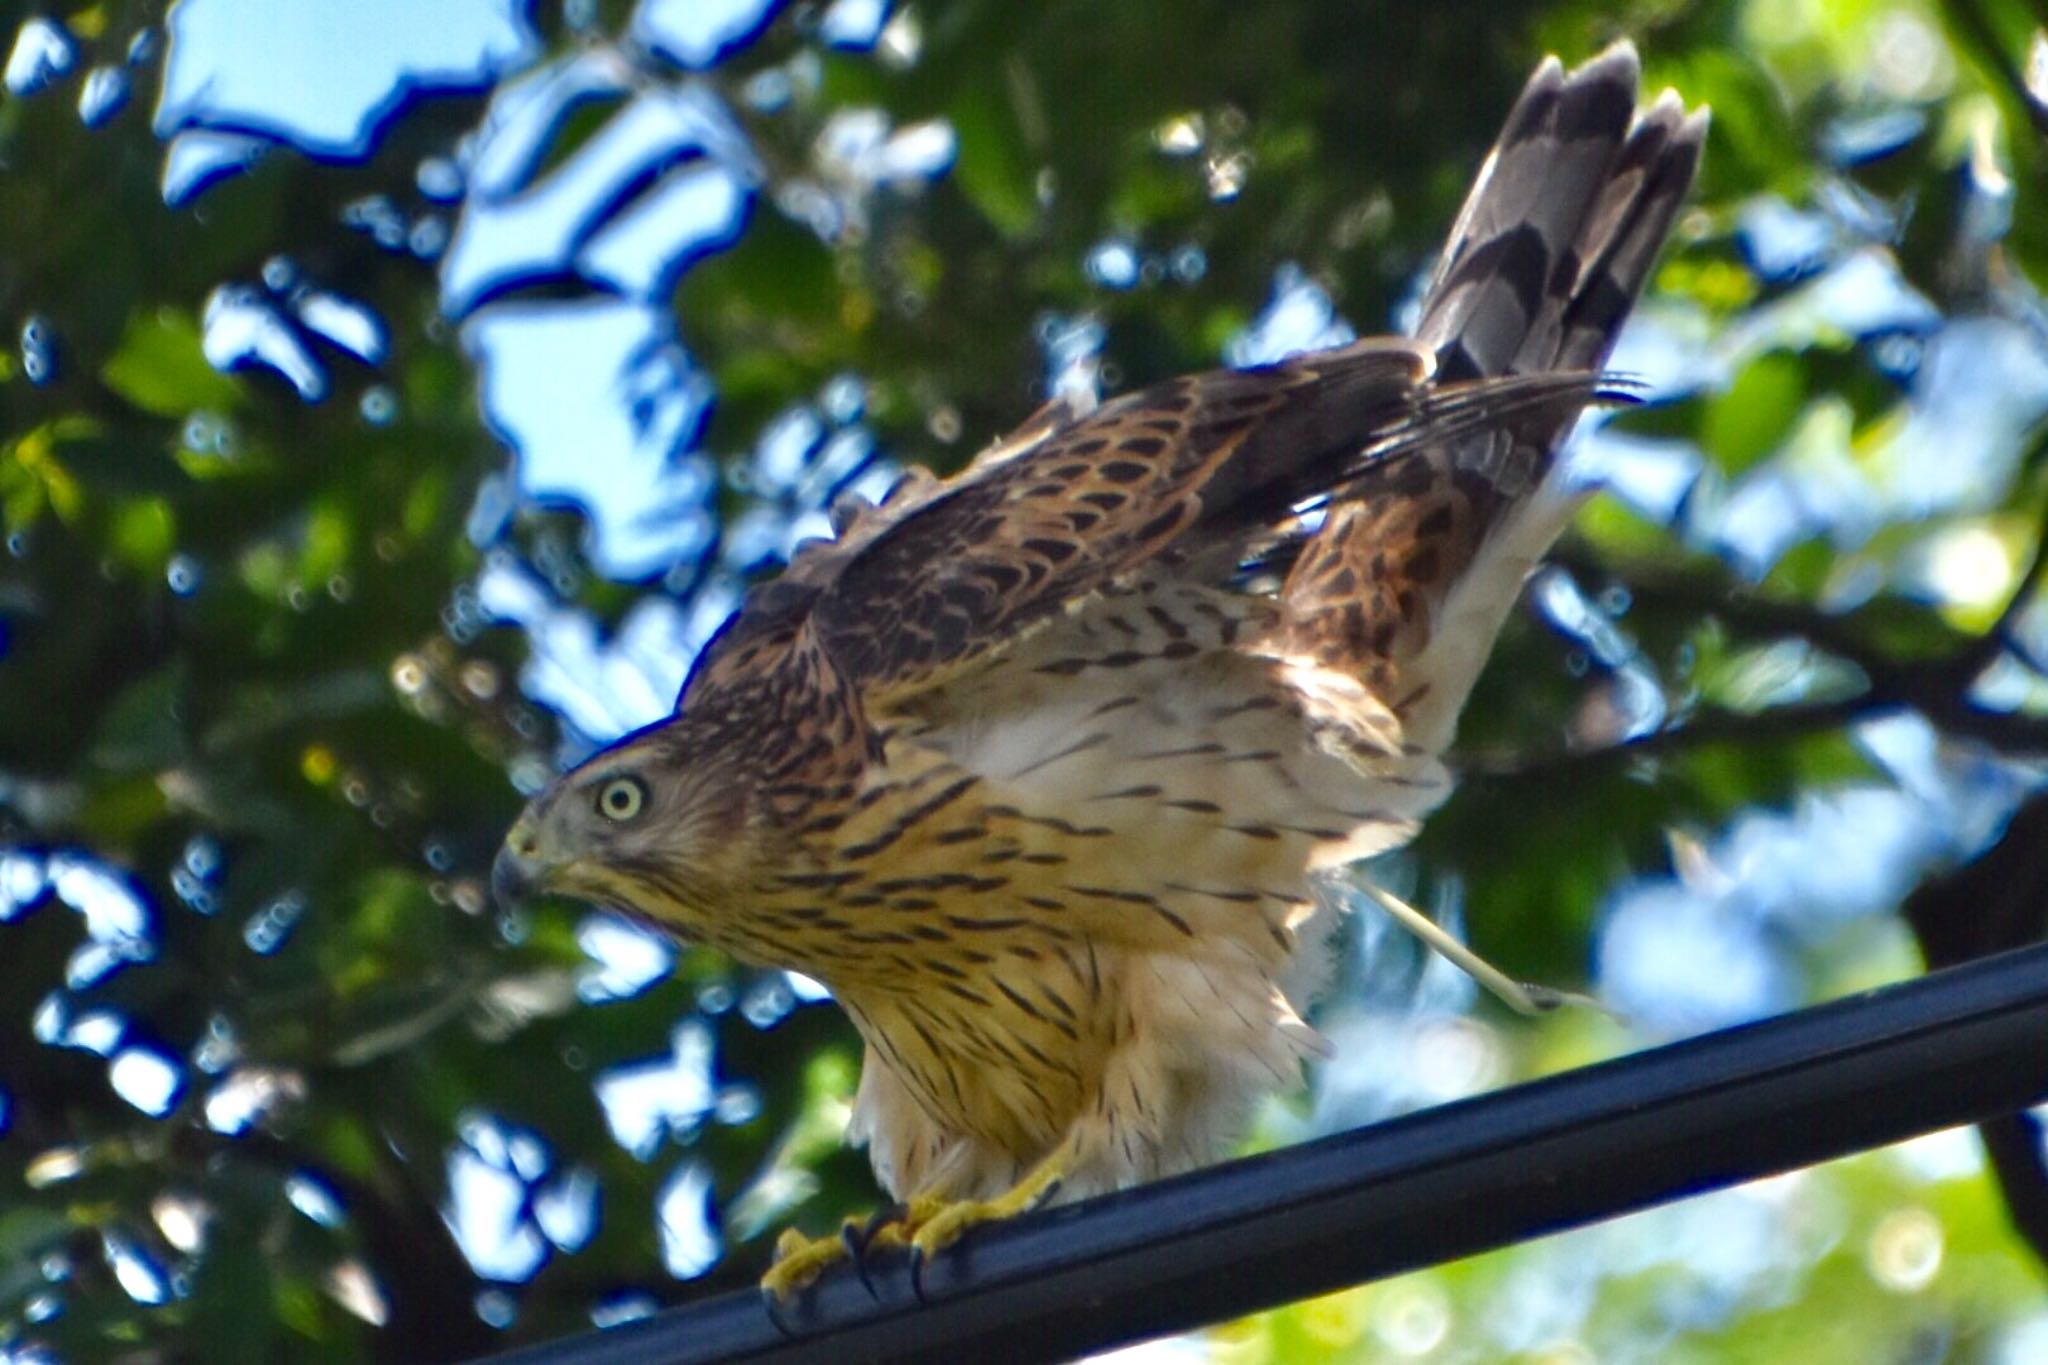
[596,776,646,822]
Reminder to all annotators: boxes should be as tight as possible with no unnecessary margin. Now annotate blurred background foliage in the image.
[4,0,2048,1360]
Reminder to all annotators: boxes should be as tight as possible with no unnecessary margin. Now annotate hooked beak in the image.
[491,819,543,912]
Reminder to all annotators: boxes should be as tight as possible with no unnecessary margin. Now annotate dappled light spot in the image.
[1592,706,2035,1037]
[28,997,65,1047]
[1898,522,2015,613]
[0,852,164,990]
[108,1046,185,1118]
[576,911,675,1003]
[47,854,151,944]
[242,891,306,956]
[581,162,752,300]
[169,836,221,913]
[444,1112,556,1282]
[152,1193,212,1255]
[819,0,891,52]
[1372,1278,1453,1357]
[202,1067,305,1136]
[4,16,76,97]
[594,1020,716,1160]
[478,551,708,740]
[18,318,56,387]
[160,130,269,205]
[23,1148,85,1190]
[1599,884,1798,1032]
[775,104,959,242]
[200,286,329,401]
[292,291,389,366]
[1039,312,1106,408]
[417,155,464,201]
[100,1231,171,1307]
[1226,264,1357,367]
[76,65,130,127]
[657,1162,721,1279]
[1086,239,1141,290]
[814,109,958,195]
[1871,319,2048,515]
[785,971,832,1003]
[340,193,414,252]
[191,1015,240,1076]
[1737,196,1836,281]
[715,1083,761,1126]
[359,385,399,426]
[441,51,758,318]
[1867,1206,1944,1293]
[325,1260,390,1328]
[1890,1125,1984,1184]
[156,0,538,164]
[1567,427,1702,522]
[197,269,390,403]
[465,300,717,577]
[590,1291,658,1328]
[534,1166,601,1254]
[284,1171,346,1228]
[56,1009,125,1057]
[631,0,780,71]
[475,1288,518,1329]
[0,850,47,920]
[738,974,796,1029]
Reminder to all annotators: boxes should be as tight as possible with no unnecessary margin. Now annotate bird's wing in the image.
[672,392,1107,707]
[779,344,1601,709]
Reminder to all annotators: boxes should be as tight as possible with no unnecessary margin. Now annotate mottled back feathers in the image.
[685,46,1702,750]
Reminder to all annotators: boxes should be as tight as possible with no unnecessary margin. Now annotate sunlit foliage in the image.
[3,0,2047,1360]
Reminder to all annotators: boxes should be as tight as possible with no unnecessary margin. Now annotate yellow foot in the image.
[859,1194,945,1252]
[909,1160,1066,1260]
[760,1224,852,1301]
[762,1156,1071,1299]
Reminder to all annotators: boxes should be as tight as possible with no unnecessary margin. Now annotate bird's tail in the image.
[1279,42,1706,755]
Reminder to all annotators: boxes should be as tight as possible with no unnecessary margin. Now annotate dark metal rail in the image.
[478,942,2048,1365]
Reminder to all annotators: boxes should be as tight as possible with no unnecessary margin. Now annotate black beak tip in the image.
[491,846,534,912]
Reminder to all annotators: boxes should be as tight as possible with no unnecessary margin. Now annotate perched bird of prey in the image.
[493,43,1704,1295]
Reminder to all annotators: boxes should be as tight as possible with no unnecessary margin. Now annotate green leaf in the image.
[110,496,176,574]
[100,309,242,417]
[88,662,188,773]
[1702,352,1806,475]
[0,1206,72,1266]
[948,80,1039,238]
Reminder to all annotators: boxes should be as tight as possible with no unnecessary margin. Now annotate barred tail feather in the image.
[1278,41,1705,756]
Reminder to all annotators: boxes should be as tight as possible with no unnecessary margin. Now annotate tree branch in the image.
[1467,538,2048,782]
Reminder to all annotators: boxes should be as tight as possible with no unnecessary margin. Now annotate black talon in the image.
[760,1286,799,1340]
[907,1245,929,1305]
[843,1222,884,1302]
[861,1201,910,1244]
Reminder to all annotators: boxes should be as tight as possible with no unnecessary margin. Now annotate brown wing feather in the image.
[804,347,1607,705]
[678,341,1410,706]
[680,345,1606,711]
[676,397,1093,707]
[683,47,1687,719]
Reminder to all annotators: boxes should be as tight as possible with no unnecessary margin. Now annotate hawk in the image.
[492,43,1705,1295]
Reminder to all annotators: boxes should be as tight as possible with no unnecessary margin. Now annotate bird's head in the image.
[490,718,766,942]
